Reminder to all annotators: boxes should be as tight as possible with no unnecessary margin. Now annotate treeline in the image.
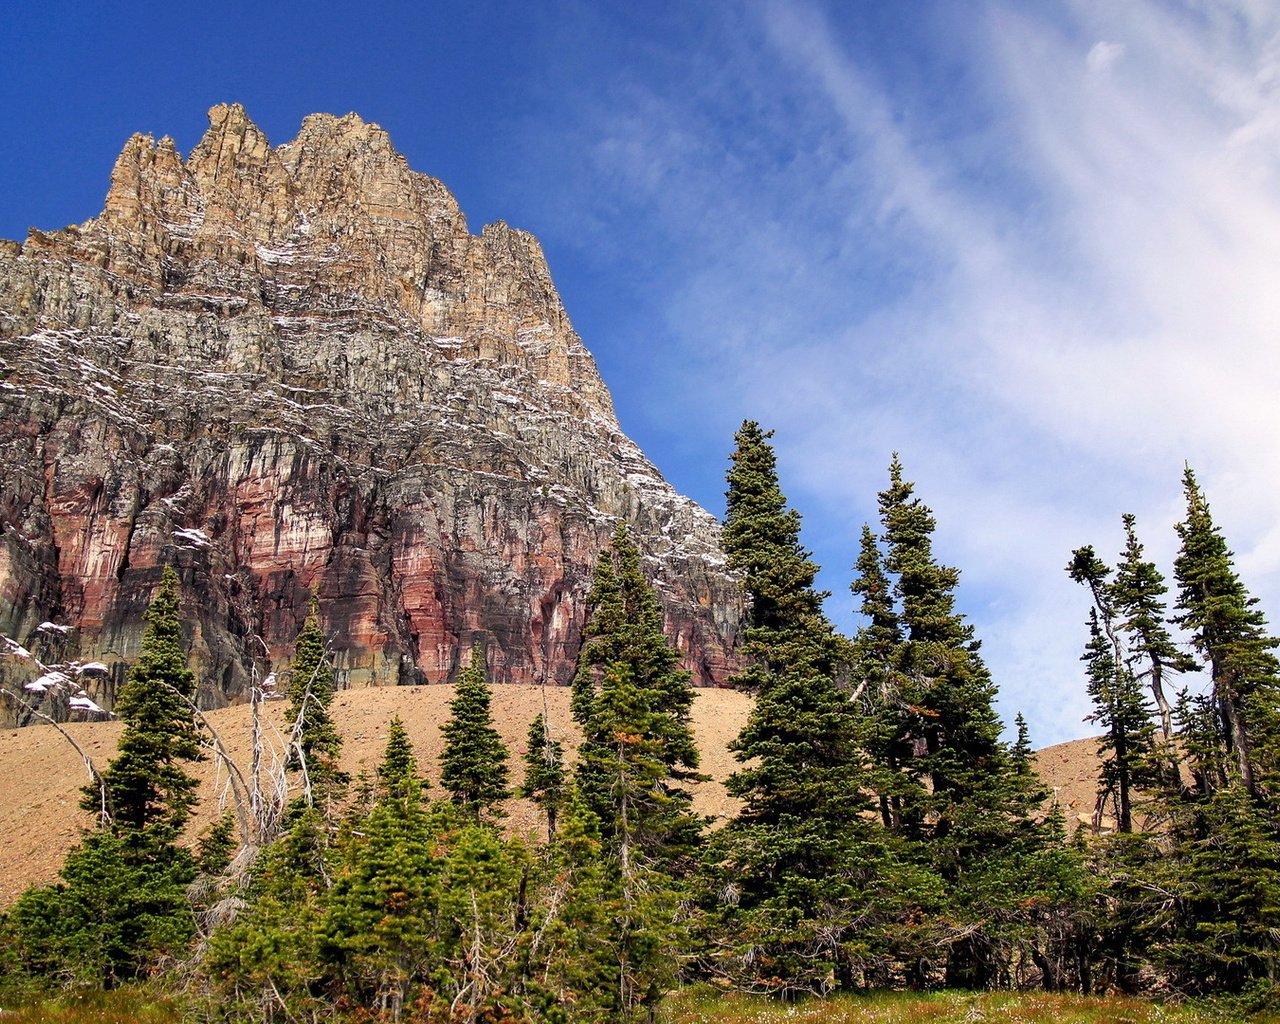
[1,423,1278,1020]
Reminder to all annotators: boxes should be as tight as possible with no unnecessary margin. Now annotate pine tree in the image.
[1173,467,1280,796]
[850,523,915,830]
[9,566,202,987]
[285,598,344,803]
[722,421,842,685]
[1066,546,1161,833]
[322,718,438,1017]
[566,527,702,1016]
[875,457,1062,989]
[572,525,702,865]
[440,643,510,821]
[520,711,567,841]
[713,424,908,994]
[204,808,331,1022]
[85,565,202,848]
[1113,514,1195,744]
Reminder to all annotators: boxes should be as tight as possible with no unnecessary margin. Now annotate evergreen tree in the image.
[850,523,915,830]
[204,808,332,1022]
[876,457,1064,988]
[1113,514,1195,745]
[520,711,567,841]
[85,565,202,848]
[714,424,909,993]
[9,566,201,986]
[722,421,842,685]
[1173,467,1280,796]
[322,718,438,1017]
[1066,547,1161,833]
[285,598,345,802]
[440,643,510,821]
[572,525,702,865]
[567,527,703,1015]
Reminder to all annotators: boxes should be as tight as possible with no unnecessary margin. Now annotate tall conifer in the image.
[440,643,510,821]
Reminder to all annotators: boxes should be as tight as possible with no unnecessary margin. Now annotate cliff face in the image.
[0,104,742,709]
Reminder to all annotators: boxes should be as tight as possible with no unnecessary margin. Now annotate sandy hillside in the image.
[0,685,753,908]
[0,685,1104,908]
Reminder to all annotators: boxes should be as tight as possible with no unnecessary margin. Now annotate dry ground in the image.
[0,685,1104,908]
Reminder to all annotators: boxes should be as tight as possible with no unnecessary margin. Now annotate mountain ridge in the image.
[0,104,743,713]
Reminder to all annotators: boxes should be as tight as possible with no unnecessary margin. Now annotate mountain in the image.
[0,104,742,712]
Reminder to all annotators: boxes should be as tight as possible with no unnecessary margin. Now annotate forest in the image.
[1,421,1277,1023]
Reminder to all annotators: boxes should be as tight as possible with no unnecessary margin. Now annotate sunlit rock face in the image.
[0,104,742,708]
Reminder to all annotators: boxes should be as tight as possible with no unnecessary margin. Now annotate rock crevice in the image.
[0,105,742,707]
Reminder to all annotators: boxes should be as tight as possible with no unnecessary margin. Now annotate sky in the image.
[3,0,1279,745]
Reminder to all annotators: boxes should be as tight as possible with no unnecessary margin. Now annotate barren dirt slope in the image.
[0,685,753,907]
[0,686,1104,909]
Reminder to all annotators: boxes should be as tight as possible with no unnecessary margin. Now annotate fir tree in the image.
[722,421,841,685]
[520,711,567,841]
[715,424,902,993]
[1067,546,1161,832]
[850,522,914,829]
[1173,467,1280,796]
[440,643,510,821]
[572,525,702,865]
[568,527,702,1015]
[285,598,344,802]
[322,719,438,1017]
[1112,514,1195,744]
[876,457,1062,988]
[85,565,202,848]
[10,566,201,986]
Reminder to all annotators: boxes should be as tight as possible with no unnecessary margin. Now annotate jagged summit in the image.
[0,105,741,711]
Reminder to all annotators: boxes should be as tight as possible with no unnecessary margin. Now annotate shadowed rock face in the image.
[0,104,743,708]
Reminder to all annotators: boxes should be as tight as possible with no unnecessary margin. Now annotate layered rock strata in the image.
[0,104,741,710]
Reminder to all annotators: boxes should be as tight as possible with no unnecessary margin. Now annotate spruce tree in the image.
[10,566,202,986]
[567,527,702,1015]
[1173,467,1280,796]
[86,565,202,846]
[285,599,344,802]
[714,424,906,993]
[875,457,1062,988]
[322,717,438,1016]
[572,525,702,865]
[1113,514,1195,744]
[440,642,510,821]
[520,711,567,841]
[1066,546,1161,833]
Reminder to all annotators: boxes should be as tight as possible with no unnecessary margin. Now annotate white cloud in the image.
[520,0,1280,744]
[1086,40,1126,73]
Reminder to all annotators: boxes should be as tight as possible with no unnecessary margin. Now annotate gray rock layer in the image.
[0,104,742,709]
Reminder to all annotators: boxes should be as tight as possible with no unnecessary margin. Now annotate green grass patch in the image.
[666,989,1280,1024]
[0,987,183,1024]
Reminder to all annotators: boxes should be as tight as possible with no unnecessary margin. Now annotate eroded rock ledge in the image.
[0,104,742,709]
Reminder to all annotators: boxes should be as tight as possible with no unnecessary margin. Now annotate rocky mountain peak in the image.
[0,106,741,712]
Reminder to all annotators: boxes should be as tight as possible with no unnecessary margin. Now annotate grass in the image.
[3,986,1276,1024]
[666,989,1280,1024]
[0,987,183,1024]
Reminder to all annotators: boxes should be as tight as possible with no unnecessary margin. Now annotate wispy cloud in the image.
[516,0,1280,744]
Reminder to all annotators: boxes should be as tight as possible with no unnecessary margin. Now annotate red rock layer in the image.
[0,105,742,709]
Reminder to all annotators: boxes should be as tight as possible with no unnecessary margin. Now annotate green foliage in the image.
[7,567,202,989]
[6,830,194,988]
[1174,467,1280,795]
[84,566,201,851]
[322,724,438,1016]
[573,525,703,866]
[285,599,345,802]
[440,643,511,821]
[521,710,567,840]
[868,457,1079,990]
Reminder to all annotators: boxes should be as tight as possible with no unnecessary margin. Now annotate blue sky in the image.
[4,0,1279,745]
